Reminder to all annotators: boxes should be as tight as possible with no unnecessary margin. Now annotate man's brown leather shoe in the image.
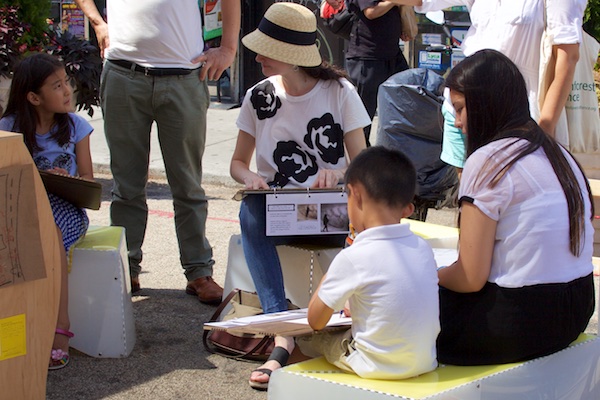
[185,276,223,304]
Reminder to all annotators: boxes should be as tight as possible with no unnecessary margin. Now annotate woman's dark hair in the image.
[345,146,416,209]
[446,49,594,256]
[301,61,349,86]
[2,53,73,154]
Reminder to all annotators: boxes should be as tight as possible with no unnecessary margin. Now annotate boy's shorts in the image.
[296,328,355,373]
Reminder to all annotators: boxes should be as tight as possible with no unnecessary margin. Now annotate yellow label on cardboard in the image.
[0,314,26,361]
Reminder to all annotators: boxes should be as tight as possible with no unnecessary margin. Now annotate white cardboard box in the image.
[68,226,136,358]
[224,235,333,308]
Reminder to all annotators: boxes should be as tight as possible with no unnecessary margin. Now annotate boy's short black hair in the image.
[345,146,416,208]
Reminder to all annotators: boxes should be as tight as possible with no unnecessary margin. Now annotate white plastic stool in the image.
[68,226,136,358]
[223,235,340,308]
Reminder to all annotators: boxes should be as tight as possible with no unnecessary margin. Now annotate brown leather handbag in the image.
[202,289,297,361]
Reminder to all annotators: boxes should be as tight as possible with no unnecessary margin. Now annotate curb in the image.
[93,163,242,189]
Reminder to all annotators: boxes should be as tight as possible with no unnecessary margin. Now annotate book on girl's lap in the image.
[203,308,352,337]
[38,170,102,210]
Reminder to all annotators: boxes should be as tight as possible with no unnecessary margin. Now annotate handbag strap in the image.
[208,288,241,323]
[202,288,273,360]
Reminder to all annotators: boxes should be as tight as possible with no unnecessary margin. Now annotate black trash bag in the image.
[377,68,446,143]
[375,68,458,217]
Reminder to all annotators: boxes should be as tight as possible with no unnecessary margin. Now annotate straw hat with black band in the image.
[241,2,322,68]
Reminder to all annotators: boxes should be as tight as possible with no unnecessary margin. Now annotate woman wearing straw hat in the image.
[230,2,369,389]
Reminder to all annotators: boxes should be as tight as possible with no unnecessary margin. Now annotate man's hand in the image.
[92,21,109,58]
[73,0,109,57]
[192,46,236,81]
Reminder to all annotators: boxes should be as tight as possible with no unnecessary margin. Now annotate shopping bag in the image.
[538,0,600,152]
[400,6,418,41]
[202,289,298,361]
[565,32,600,154]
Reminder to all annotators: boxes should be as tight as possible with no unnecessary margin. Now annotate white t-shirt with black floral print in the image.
[237,76,370,188]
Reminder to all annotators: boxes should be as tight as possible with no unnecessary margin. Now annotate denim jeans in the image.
[239,194,345,313]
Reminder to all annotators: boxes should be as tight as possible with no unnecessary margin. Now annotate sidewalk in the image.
[82,101,242,187]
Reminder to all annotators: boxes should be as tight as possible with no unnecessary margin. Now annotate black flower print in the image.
[34,153,73,174]
[35,156,53,171]
[303,113,344,164]
[251,81,282,120]
[270,141,318,187]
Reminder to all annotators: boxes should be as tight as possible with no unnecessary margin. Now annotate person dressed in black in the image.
[328,0,416,145]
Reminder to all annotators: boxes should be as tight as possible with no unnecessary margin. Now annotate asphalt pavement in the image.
[44,94,599,400]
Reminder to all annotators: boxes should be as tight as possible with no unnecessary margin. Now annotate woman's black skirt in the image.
[437,273,595,365]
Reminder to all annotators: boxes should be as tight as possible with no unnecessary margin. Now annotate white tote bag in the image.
[564,32,600,154]
[538,6,600,153]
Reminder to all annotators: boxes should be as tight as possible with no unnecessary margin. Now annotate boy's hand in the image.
[343,300,351,317]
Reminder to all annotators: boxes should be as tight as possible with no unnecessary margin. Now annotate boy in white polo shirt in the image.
[300,146,440,379]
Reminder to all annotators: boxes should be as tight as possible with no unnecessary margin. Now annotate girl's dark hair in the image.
[301,61,349,86]
[446,49,594,256]
[2,53,73,154]
[345,146,416,208]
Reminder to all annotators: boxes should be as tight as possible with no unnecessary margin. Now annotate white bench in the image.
[270,334,600,400]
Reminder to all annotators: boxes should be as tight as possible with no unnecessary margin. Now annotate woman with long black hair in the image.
[437,49,595,365]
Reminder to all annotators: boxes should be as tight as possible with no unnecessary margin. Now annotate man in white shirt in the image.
[74,0,240,303]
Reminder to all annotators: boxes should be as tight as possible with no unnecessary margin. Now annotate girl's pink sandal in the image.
[49,328,74,370]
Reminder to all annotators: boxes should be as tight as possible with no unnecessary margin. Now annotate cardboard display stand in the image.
[0,131,62,399]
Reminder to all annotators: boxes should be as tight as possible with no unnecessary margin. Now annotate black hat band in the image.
[258,17,316,46]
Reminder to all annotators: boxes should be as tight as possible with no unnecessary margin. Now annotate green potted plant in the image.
[46,29,102,117]
[0,6,34,110]
[0,5,102,116]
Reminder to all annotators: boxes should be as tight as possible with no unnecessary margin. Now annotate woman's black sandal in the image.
[248,346,290,391]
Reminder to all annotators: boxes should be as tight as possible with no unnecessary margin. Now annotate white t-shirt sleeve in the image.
[459,144,514,221]
[546,0,586,45]
[339,79,371,133]
[70,113,93,143]
[317,251,358,312]
[236,88,257,136]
